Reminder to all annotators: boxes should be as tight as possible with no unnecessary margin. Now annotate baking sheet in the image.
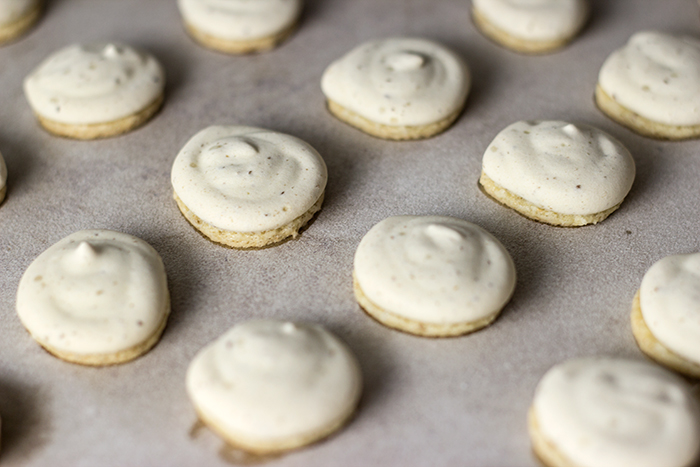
[1,0,699,465]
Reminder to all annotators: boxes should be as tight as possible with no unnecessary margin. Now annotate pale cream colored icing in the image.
[354,216,516,324]
[482,120,635,215]
[186,320,362,445]
[321,37,470,127]
[0,150,6,192]
[533,357,700,467]
[472,0,587,42]
[177,0,301,40]
[640,253,700,364]
[23,42,165,124]
[16,230,169,355]
[598,31,700,126]
[171,125,327,233]
[0,0,38,25]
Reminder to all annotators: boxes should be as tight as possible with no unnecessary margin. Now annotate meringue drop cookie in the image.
[596,31,700,140]
[321,37,470,140]
[353,216,516,337]
[23,42,165,139]
[177,0,302,54]
[631,253,700,378]
[529,357,700,467]
[0,150,6,205]
[171,126,327,249]
[479,120,635,227]
[16,230,170,366]
[186,320,362,454]
[0,0,41,45]
[471,0,588,54]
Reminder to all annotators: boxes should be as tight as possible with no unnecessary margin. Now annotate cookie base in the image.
[528,407,578,467]
[471,6,579,54]
[29,296,170,366]
[0,185,6,205]
[353,274,498,337]
[478,171,621,227]
[0,2,41,45]
[595,85,700,140]
[34,94,164,140]
[174,191,324,249]
[183,20,297,54]
[327,99,463,141]
[631,290,700,379]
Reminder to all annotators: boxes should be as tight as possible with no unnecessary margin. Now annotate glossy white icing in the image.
[640,253,700,364]
[482,120,635,215]
[16,230,169,356]
[598,31,700,126]
[354,216,516,324]
[186,320,362,446]
[533,357,700,467]
[171,125,327,233]
[24,42,165,124]
[321,37,470,126]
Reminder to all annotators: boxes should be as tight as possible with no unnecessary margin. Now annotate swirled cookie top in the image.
[23,42,165,125]
[321,38,470,127]
[640,253,700,364]
[0,0,38,25]
[171,126,327,233]
[186,320,362,443]
[482,120,635,215]
[354,216,516,324]
[16,230,169,356]
[472,0,587,42]
[599,31,700,126]
[533,357,700,467]
[177,0,301,40]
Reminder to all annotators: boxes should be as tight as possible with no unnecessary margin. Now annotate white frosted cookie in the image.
[0,0,41,45]
[321,37,470,140]
[471,0,588,54]
[16,230,170,366]
[23,42,165,139]
[479,120,635,226]
[632,253,700,378]
[0,150,6,205]
[529,357,700,467]
[596,31,700,140]
[177,0,302,54]
[171,125,327,249]
[186,320,362,453]
[353,216,516,337]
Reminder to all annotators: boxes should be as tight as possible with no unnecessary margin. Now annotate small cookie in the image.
[353,216,516,337]
[596,31,700,140]
[16,230,170,366]
[529,357,700,467]
[321,37,470,140]
[171,125,327,249]
[0,0,41,45]
[177,0,301,54]
[186,320,362,454]
[0,150,6,205]
[471,0,588,54]
[632,253,700,378]
[479,120,635,226]
[23,42,165,139]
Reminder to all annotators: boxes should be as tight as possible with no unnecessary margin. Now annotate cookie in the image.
[177,0,301,54]
[321,37,470,140]
[0,0,41,45]
[631,252,700,378]
[596,31,700,140]
[529,357,700,467]
[353,216,516,337]
[171,125,327,249]
[186,320,362,454]
[16,230,170,366]
[479,120,635,226]
[23,42,165,139]
[471,0,588,54]
[0,150,6,205]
